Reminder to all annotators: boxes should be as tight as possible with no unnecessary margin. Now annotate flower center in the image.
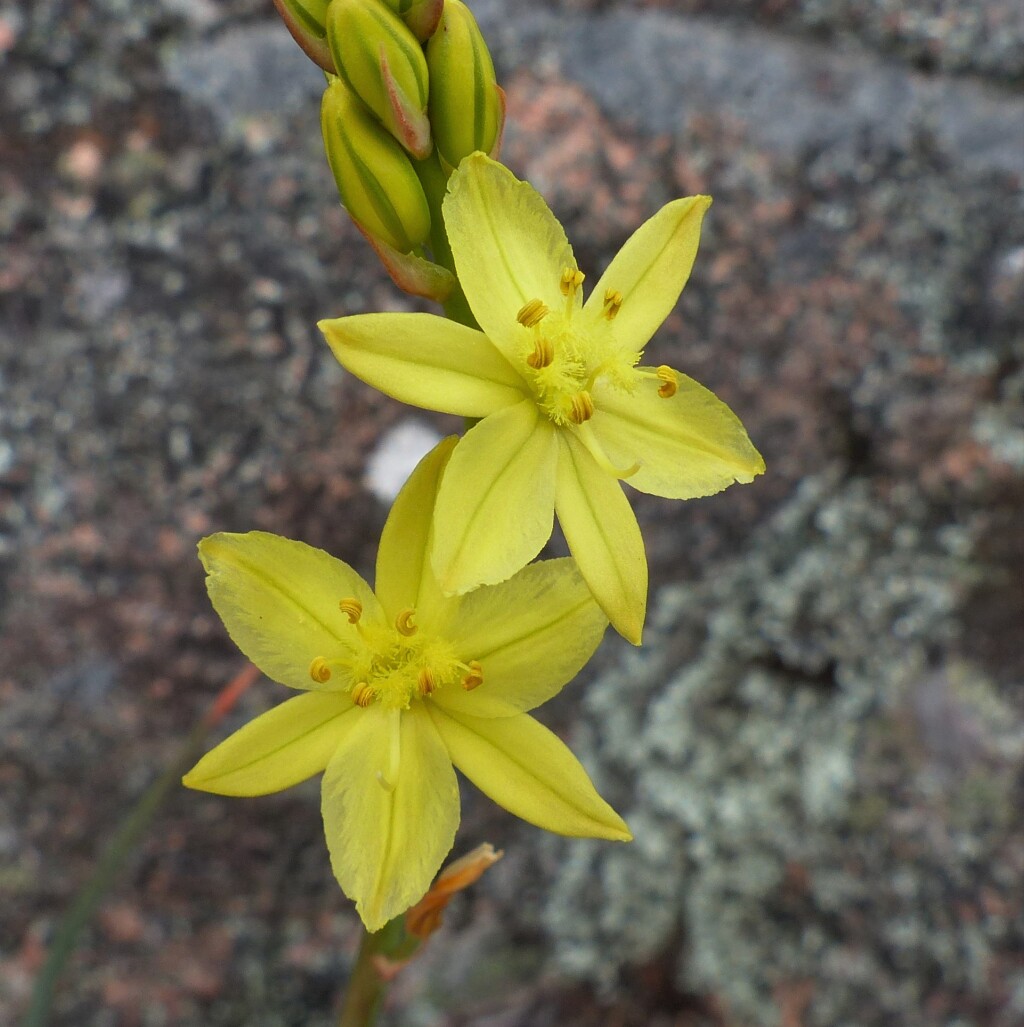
[514,267,644,426]
[308,599,483,709]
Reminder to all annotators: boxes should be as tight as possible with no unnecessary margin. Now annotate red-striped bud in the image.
[327,0,432,159]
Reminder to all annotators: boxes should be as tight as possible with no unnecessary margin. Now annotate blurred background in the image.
[2,1,1022,1024]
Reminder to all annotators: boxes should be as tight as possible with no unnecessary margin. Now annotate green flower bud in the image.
[327,0,432,159]
[271,0,335,73]
[321,78,431,253]
[381,0,446,42]
[426,0,502,169]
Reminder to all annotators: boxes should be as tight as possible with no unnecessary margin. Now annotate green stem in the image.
[336,913,419,1025]
[337,928,387,1027]
[415,152,478,330]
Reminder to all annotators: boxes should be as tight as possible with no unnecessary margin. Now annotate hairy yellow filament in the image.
[560,266,585,297]
[417,668,436,696]
[352,682,375,707]
[339,598,363,623]
[526,336,554,369]
[395,608,417,636]
[656,365,678,398]
[461,660,484,691]
[602,288,623,320]
[568,391,595,424]
[309,657,332,683]
[516,298,549,327]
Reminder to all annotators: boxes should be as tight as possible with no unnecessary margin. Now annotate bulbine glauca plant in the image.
[187,0,764,1020]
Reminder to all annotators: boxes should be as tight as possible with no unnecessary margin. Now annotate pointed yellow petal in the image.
[431,399,557,594]
[199,532,382,691]
[319,312,526,417]
[183,692,357,796]
[443,153,580,361]
[555,433,647,645]
[583,195,712,350]
[591,374,765,499]
[428,706,631,841]
[375,436,458,632]
[433,558,607,719]
[322,704,459,932]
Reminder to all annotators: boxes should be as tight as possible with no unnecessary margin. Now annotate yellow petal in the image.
[375,436,458,632]
[319,312,526,417]
[431,399,558,594]
[555,433,647,645]
[583,195,712,351]
[433,558,607,719]
[322,704,460,932]
[199,532,382,691]
[183,692,357,796]
[591,373,765,499]
[428,706,631,841]
[443,153,580,361]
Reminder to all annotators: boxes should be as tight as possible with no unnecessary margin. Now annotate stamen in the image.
[526,337,554,369]
[602,289,623,320]
[568,391,595,424]
[560,266,585,297]
[309,657,332,684]
[461,660,484,691]
[417,668,436,696]
[637,365,681,398]
[395,608,417,636]
[339,598,363,623]
[516,298,549,328]
[352,682,375,707]
[574,421,641,479]
[656,365,678,398]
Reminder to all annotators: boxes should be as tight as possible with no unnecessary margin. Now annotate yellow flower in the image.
[183,437,628,932]
[320,154,764,644]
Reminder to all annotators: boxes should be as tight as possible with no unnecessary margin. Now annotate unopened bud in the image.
[321,78,431,253]
[426,0,502,169]
[327,0,432,159]
[272,0,335,73]
[382,0,445,42]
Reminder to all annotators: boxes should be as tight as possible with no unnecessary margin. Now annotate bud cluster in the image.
[274,0,504,299]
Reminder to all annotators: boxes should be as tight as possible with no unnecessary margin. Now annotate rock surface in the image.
[1,1,1021,1024]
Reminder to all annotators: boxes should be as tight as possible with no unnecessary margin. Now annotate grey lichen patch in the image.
[540,471,1024,1027]
[974,366,1024,471]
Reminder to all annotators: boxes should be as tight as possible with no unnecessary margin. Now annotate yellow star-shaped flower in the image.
[183,437,628,932]
[320,154,764,644]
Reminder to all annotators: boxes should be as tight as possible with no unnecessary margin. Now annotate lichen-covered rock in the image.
[3,0,1021,1023]
[541,472,1024,1026]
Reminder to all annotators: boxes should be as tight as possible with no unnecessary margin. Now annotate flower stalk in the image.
[337,843,503,1024]
[337,925,389,1027]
